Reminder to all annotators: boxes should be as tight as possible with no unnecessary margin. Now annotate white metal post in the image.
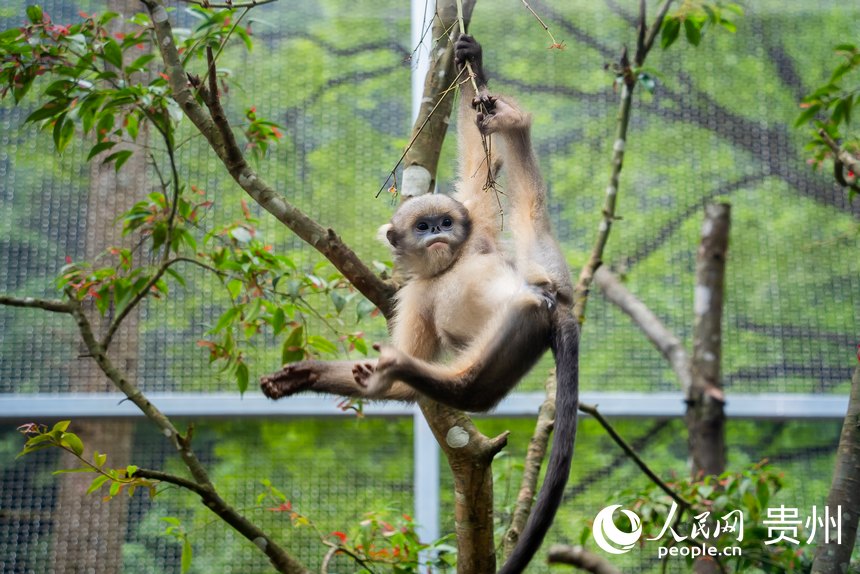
[410,0,442,555]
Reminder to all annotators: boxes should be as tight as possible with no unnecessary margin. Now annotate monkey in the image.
[262,35,580,574]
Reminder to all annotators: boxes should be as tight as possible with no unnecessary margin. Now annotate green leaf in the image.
[660,17,681,50]
[87,140,118,161]
[165,267,187,288]
[52,420,72,433]
[109,480,122,497]
[26,5,43,24]
[126,465,139,477]
[330,291,347,314]
[235,362,249,394]
[308,335,339,356]
[794,103,821,127]
[87,474,111,495]
[212,306,241,333]
[53,466,97,474]
[281,325,305,364]
[684,19,702,46]
[103,150,133,172]
[52,115,75,153]
[60,432,84,456]
[103,39,123,69]
[26,101,68,123]
[356,298,377,322]
[271,308,286,335]
[95,451,108,467]
[181,537,193,574]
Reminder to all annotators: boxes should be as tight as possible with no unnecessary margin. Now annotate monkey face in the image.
[386,195,471,278]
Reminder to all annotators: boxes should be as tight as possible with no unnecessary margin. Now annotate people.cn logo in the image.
[592,505,643,554]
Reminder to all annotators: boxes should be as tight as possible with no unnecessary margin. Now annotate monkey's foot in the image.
[351,361,375,387]
[355,346,399,397]
[260,363,318,399]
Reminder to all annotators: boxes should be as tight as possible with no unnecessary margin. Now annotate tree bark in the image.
[401,0,475,198]
[811,364,860,574]
[50,3,142,571]
[686,203,730,574]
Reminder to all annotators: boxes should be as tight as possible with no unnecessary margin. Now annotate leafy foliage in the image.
[577,463,826,573]
[660,1,743,50]
[17,421,156,500]
[258,478,456,572]
[797,43,860,201]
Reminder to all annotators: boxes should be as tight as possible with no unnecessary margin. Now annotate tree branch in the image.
[579,403,692,510]
[503,374,557,557]
[686,203,730,478]
[68,294,308,574]
[547,544,622,574]
[140,0,395,318]
[593,267,692,394]
[812,363,860,572]
[0,294,72,313]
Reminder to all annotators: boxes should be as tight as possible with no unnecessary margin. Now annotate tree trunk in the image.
[811,364,860,573]
[685,203,730,574]
[50,3,145,571]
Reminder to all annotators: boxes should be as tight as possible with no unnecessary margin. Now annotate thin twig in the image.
[376,67,466,198]
[520,0,564,48]
[177,0,278,8]
[579,403,693,510]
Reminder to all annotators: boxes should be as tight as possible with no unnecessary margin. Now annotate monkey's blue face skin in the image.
[415,215,455,246]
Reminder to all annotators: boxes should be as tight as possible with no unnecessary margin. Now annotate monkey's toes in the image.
[352,362,375,387]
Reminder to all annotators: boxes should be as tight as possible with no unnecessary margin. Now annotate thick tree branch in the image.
[68,294,307,574]
[594,267,692,394]
[811,363,860,572]
[140,0,395,318]
[400,0,475,197]
[547,544,622,574]
[0,294,72,313]
[686,203,730,478]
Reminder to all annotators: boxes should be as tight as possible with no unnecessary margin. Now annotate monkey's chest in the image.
[427,260,521,352]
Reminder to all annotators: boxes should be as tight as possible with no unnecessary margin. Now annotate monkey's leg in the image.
[368,293,554,411]
[261,360,415,402]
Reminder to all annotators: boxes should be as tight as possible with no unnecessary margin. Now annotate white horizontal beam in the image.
[0,391,848,421]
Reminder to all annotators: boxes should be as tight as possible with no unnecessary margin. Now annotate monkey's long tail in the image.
[497,311,580,574]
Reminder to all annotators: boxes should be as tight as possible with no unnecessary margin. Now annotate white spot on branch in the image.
[445,426,469,448]
[598,220,609,233]
[605,185,616,197]
[402,165,432,197]
[253,537,268,550]
[701,219,713,238]
[694,285,711,316]
[613,139,625,152]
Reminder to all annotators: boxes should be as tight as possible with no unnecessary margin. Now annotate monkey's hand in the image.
[355,345,403,397]
[454,34,487,88]
[476,96,529,135]
[260,362,319,399]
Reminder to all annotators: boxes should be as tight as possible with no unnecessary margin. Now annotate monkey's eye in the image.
[416,221,430,232]
[441,217,453,229]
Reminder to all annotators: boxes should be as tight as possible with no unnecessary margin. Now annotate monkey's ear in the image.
[377,223,396,248]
